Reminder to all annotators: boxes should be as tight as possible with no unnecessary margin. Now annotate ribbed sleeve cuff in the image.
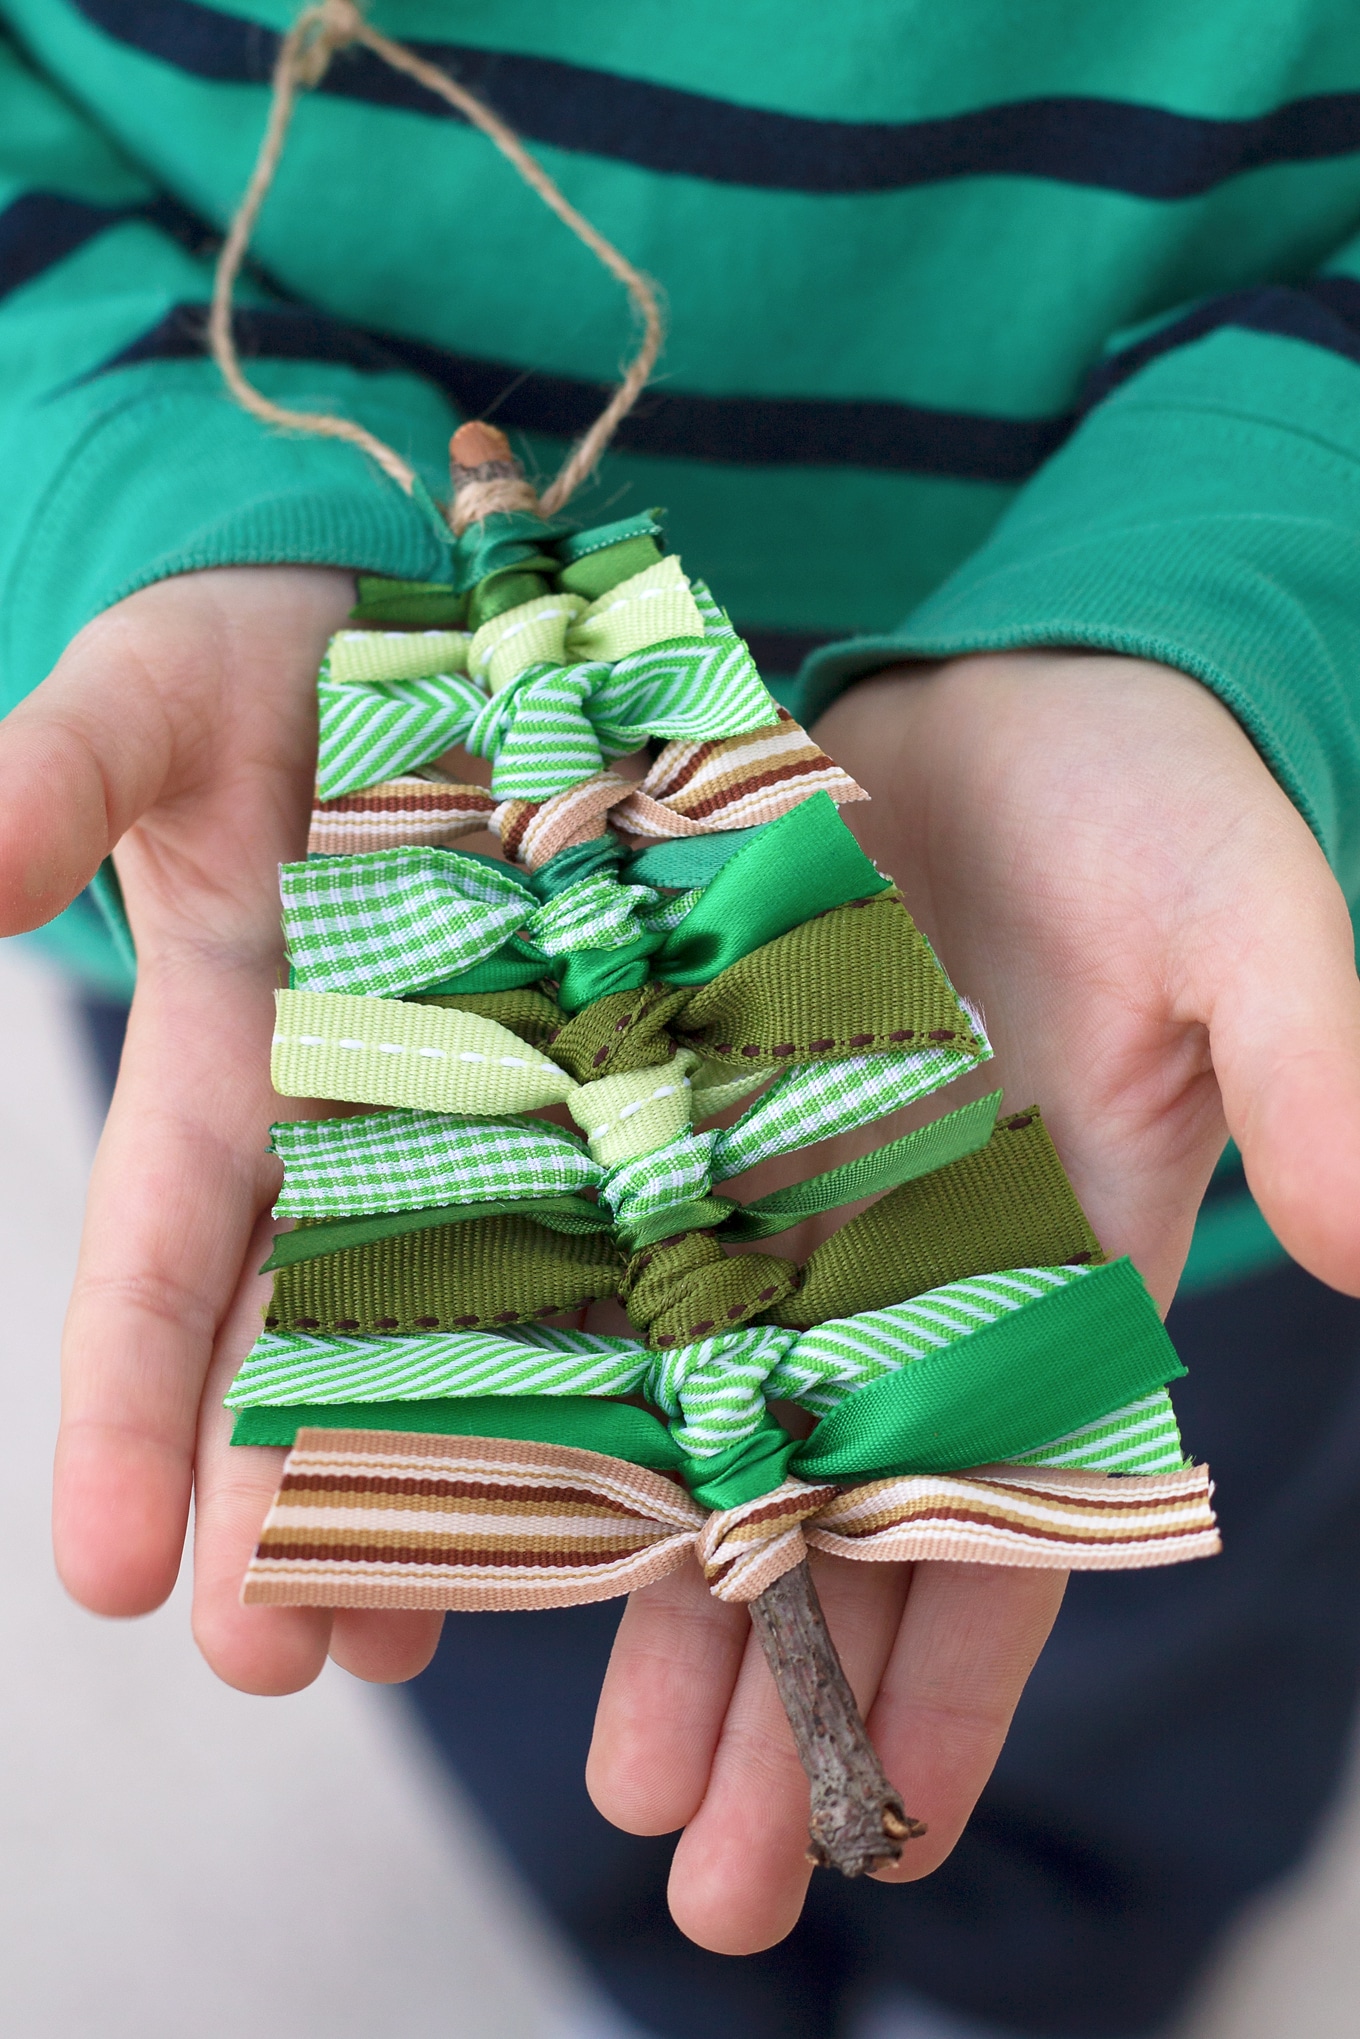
[0,357,460,707]
[795,331,1360,893]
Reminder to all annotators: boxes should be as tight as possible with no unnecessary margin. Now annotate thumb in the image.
[1202,803,1360,1296]
[0,605,177,934]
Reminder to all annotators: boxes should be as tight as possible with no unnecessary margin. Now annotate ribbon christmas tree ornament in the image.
[210,3,1219,1880]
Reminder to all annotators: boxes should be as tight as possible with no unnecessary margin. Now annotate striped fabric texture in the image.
[313,576,779,801]
[241,1433,1219,1612]
[307,780,497,857]
[316,669,486,799]
[231,1264,1104,1461]
[615,711,869,837]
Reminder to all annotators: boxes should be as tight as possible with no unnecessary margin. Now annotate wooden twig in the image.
[748,1559,926,1877]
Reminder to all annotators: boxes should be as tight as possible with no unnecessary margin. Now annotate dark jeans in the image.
[76,995,1360,2038]
[407,1265,1360,2039]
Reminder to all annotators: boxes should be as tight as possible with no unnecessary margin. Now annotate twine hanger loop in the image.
[209,0,665,521]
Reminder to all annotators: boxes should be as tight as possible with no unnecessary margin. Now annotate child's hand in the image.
[586,651,1360,1952]
[0,567,443,1685]
[9,584,1359,1952]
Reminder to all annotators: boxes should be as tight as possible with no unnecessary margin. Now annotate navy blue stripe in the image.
[71,0,1360,198]
[0,190,210,302]
[1079,275,1360,404]
[79,278,1360,480]
[16,192,1360,482]
[91,302,1070,482]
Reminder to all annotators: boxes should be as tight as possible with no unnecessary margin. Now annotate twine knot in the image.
[291,0,364,87]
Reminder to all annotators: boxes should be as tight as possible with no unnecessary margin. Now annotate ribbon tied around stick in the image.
[240,1430,1221,1613]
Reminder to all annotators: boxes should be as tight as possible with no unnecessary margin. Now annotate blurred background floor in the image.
[2,938,1360,2039]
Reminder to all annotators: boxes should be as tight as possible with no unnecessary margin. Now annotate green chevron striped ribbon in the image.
[315,574,778,800]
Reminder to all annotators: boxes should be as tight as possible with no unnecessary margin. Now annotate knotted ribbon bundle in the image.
[230,475,1219,1611]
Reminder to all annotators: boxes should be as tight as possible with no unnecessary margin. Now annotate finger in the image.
[866,1562,1067,1882]
[666,1555,910,1954]
[587,1558,751,1834]
[190,1210,332,1693]
[54,934,283,1614]
[1194,800,1360,1294]
[329,1611,446,1684]
[0,569,350,933]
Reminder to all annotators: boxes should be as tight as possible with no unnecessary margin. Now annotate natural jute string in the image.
[209,0,664,519]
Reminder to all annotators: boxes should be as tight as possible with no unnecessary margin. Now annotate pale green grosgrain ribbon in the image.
[226,1262,1186,1476]
[314,575,778,800]
[325,630,471,684]
[271,991,577,1115]
[281,848,667,999]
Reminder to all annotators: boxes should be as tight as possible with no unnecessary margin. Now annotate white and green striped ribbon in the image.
[281,850,671,998]
[1007,1390,1185,1475]
[271,1109,599,1218]
[316,669,486,798]
[228,1261,1183,1473]
[314,577,778,803]
[710,1044,987,1183]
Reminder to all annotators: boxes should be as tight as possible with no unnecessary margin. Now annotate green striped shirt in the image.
[6,0,1360,1283]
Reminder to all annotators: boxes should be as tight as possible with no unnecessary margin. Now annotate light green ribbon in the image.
[315,574,777,800]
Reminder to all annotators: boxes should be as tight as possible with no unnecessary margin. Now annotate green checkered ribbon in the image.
[226,1263,1185,1474]
[272,1040,985,1225]
[282,848,669,998]
[314,577,778,800]
[270,1109,597,1218]
[710,1045,986,1182]
[599,1130,717,1235]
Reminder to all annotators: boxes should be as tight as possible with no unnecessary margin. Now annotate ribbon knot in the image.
[695,1478,842,1600]
[281,847,672,1001]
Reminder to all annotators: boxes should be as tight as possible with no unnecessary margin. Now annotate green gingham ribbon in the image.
[271,1040,983,1231]
[281,848,671,998]
[709,1046,986,1181]
[315,576,778,800]
[270,1109,597,1218]
[225,1262,1185,1475]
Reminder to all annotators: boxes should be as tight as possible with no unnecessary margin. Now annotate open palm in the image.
[4,575,1358,1953]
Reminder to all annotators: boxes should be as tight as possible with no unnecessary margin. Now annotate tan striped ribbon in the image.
[612,711,869,839]
[495,770,637,868]
[306,713,866,866]
[241,1429,1221,1611]
[307,778,496,855]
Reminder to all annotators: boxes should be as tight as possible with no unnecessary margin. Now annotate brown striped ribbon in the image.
[612,711,868,838]
[307,778,496,855]
[241,1430,1220,1612]
[306,713,867,866]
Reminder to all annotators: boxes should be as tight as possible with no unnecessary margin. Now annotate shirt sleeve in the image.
[0,32,457,717]
[796,239,1360,904]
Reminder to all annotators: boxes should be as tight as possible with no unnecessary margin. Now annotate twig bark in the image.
[748,1558,926,1877]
